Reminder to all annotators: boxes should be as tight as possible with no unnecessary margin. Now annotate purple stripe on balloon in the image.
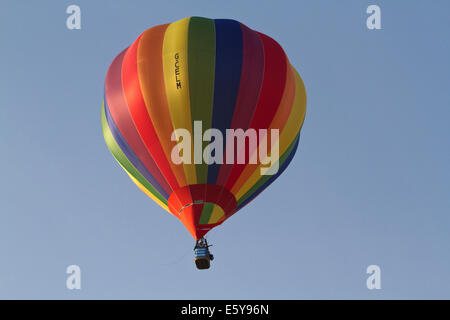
[104,48,172,195]
[104,98,169,199]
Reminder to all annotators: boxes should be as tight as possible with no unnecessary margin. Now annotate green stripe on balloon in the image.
[187,17,216,184]
[199,202,215,225]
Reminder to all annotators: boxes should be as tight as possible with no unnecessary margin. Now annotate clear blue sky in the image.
[0,0,449,299]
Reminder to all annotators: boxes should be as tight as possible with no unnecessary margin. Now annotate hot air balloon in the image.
[102,17,306,269]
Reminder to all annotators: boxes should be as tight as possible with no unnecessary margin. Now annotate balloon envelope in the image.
[102,17,307,240]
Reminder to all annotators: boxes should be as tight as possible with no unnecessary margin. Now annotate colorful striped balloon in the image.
[102,17,307,240]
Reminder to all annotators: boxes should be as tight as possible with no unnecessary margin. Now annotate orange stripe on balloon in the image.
[121,34,182,206]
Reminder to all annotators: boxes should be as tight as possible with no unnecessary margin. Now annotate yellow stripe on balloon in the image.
[126,169,171,213]
[278,66,307,153]
[207,205,225,224]
[234,65,307,200]
[162,17,197,185]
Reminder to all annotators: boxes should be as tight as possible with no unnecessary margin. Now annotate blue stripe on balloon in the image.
[206,19,243,184]
[103,97,169,199]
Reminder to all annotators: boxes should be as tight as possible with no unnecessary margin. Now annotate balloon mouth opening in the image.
[167,184,237,239]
